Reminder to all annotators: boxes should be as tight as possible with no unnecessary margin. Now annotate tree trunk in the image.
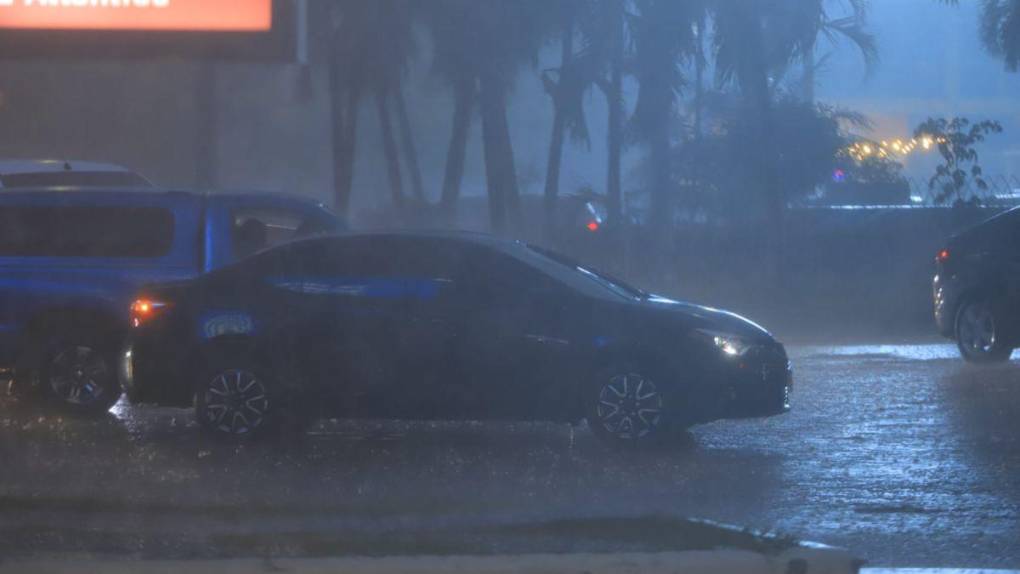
[329,42,359,216]
[648,118,671,231]
[543,12,575,238]
[339,86,362,214]
[479,70,515,233]
[801,37,816,103]
[440,75,475,216]
[394,84,427,203]
[375,89,405,208]
[606,0,625,227]
[497,104,522,229]
[743,17,785,288]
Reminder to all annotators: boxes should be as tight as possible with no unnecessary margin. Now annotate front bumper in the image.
[697,344,792,422]
[121,334,195,407]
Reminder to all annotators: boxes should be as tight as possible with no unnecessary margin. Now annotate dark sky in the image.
[818,0,1020,182]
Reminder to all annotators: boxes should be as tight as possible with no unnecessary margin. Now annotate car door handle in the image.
[524,334,570,347]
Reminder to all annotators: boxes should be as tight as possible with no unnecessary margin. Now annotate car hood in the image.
[640,295,774,341]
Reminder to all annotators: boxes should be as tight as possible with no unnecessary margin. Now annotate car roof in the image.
[0,159,138,175]
[0,187,332,211]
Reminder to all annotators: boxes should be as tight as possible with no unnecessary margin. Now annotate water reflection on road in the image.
[1,344,1018,567]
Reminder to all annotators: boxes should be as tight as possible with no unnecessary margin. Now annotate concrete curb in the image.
[0,547,864,574]
[862,570,1020,573]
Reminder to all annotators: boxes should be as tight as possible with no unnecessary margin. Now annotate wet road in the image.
[1,343,1019,567]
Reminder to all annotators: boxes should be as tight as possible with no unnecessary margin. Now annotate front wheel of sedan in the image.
[956,299,1013,363]
[585,367,677,447]
[195,364,277,440]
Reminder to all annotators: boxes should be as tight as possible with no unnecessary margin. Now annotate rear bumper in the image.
[933,273,956,338]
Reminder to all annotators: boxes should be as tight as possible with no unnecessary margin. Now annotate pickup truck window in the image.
[0,205,174,258]
[232,207,335,259]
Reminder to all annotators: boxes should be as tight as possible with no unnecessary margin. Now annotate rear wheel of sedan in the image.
[195,362,277,440]
[585,366,676,447]
[955,298,1013,363]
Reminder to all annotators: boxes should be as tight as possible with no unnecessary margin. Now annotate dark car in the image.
[934,207,1020,363]
[126,231,791,445]
[0,188,342,413]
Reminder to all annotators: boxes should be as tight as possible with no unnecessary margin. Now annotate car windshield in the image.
[6,1,1020,572]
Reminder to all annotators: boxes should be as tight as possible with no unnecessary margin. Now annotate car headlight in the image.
[697,329,754,357]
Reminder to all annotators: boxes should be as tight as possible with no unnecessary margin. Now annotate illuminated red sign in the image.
[0,0,272,32]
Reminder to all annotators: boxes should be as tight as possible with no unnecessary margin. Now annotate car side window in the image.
[0,205,175,259]
[455,245,557,305]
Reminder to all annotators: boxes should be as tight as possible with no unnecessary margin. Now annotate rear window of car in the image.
[0,171,151,188]
[0,205,174,258]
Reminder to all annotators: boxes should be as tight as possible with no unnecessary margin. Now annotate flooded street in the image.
[2,342,1019,568]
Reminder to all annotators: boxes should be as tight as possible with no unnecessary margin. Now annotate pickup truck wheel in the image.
[36,331,122,415]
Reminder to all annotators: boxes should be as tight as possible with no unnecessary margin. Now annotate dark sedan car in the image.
[125,232,791,445]
[934,207,1020,362]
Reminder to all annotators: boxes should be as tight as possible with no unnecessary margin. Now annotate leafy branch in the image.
[914,117,1003,206]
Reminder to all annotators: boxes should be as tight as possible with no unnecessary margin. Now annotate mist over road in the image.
[1,343,1018,568]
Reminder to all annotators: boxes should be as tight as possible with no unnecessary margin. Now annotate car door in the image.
[270,237,460,419]
[443,246,578,420]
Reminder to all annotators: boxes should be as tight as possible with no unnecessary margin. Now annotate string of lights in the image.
[845,135,947,162]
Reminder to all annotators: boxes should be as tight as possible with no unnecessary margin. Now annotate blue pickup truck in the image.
[0,188,342,413]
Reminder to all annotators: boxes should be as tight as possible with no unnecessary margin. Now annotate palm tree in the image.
[538,0,629,235]
[425,1,479,216]
[329,0,418,214]
[605,0,626,227]
[630,0,705,231]
[542,0,580,235]
[978,0,1020,70]
[426,0,549,232]
[939,1,1020,70]
[789,0,876,102]
[710,0,786,281]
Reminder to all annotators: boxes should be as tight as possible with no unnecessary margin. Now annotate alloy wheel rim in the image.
[49,346,109,406]
[960,303,997,354]
[203,369,269,436]
[596,373,663,440]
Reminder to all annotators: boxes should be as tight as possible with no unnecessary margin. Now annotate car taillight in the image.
[131,299,169,327]
[936,248,950,264]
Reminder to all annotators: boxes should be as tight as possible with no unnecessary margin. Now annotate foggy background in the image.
[2,1,1015,210]
[0,0,1017,339]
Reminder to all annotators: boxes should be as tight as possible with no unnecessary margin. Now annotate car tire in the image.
[194,360,282,440]
[31,328,122,415]
[955,298,1013,363]
[584,364,680,448]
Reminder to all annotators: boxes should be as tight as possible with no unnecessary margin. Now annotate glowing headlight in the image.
[697,329,753,357]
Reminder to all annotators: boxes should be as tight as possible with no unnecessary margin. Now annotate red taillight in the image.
[131,299,168,327]
[586,221,600,232]
[936,249,950,263]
